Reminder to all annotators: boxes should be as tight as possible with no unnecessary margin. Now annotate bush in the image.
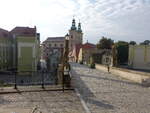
[79,61,83,64]
[89,63,95,69]
[0,80,4,87]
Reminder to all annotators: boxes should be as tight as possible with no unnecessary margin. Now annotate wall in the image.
[96,64,150,85]
[42,40,64,60]
[45,41,64,48]
[0,37,12,70]
[17,36,38,72]
[78,48,83,62]
[129,45,150,70]
[69,29,83,51]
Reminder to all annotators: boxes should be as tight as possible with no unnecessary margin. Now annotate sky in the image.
[0,0,150,44]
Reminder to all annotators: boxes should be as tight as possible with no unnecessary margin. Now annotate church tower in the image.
[69,18,83,51]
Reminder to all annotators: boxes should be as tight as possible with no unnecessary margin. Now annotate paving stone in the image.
[71,63,150,113]
[0,91,86,113]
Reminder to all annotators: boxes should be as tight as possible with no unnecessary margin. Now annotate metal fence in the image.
[0,70,57,88]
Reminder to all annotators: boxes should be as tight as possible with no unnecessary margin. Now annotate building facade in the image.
[41,37,64,70]
[76,42,114,66]
[69,19,83,51]
[78,42,97,64]
[41,18,83,63]
[0,28,12,70]
[11,27,40,72]
[0,27,40,72]
[128,45,150,70]
[41,37,65,60]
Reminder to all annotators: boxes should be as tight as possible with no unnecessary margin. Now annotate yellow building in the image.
[128,45,150,70]
[78,42,97,64]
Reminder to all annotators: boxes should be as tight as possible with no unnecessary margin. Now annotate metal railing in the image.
[0,67,73,92]
[0,70,57,89]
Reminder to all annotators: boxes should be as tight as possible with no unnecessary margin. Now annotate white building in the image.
[128,45,150,70]
[41,37,65,60]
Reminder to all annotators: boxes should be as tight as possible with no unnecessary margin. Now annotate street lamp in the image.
[65,33,69,63]
[65,33,69,40]
[62,33,70,91]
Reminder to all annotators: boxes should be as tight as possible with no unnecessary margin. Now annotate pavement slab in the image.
[71,63,150,113]
[0,90,86,113]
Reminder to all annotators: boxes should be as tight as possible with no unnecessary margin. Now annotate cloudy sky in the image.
[0,0,150,44]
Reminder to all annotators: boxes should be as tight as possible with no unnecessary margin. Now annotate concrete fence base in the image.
[95,64,150,87]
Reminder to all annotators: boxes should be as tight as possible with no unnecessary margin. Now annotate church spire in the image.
[71,18,77,30]
[78,22,82,32]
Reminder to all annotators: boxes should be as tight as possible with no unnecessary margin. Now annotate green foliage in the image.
[115,41,129,64]
[140,40,150,45]
[79,60,83,64]
[88,63,95,69]
[129,41,136,45]
[91,53,102,64]
[97,36,114,49]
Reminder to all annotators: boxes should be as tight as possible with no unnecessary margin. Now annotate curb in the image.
[0,88,74,95]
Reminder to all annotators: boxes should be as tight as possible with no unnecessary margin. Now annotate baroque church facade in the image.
[42,18,83,61]
[68,18,83,51]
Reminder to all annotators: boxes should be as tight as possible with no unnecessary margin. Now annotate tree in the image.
[129,41,136,45]
[97,36,114,49]
[140,40,150,45]
[115,41,129,64]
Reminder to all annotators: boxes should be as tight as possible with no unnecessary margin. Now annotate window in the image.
[49,44,51,47]
[71,35,73,39]
[54,44,57,47]
[60,44,63,47]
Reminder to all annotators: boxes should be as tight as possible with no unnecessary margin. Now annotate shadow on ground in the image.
[80,73,141,87]
[71,68,114,110]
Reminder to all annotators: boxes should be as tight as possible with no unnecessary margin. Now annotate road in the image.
[71,63,150,113]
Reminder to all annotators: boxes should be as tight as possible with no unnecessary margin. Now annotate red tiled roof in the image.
[10,26,36,36]
[82,42,96,49]
[70,43,96,58]
[0,28,9,38]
